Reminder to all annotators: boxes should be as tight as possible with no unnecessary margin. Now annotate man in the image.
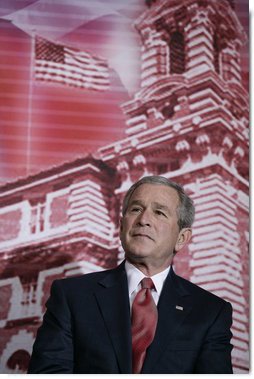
[28,175,233,374]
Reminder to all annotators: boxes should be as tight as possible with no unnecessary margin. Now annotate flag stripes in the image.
[35,37,110,91]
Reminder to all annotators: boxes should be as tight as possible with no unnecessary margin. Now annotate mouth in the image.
[132,233,154,241]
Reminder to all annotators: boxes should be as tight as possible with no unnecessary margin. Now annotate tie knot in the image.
[141,277,155,290]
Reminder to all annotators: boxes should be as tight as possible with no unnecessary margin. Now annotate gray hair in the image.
[122,175,195,230]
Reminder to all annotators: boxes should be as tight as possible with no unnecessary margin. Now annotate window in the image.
[226,0,235,9]
[213,33,220,74]
[30,201,46,234]
[7,350,30,372]
[169,31,185,74]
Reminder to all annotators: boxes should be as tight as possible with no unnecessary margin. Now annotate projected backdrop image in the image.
[0,0,249,373]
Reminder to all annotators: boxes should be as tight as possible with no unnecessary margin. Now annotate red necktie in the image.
[131,277,158,374]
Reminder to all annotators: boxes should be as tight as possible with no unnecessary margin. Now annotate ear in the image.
[175,228,192,253]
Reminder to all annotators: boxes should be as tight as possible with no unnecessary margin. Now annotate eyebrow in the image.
[153,202,170,213]
[129,200,171,213]
[128,200,143,207]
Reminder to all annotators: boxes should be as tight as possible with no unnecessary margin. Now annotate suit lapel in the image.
[142,267,192,373]
[94,262,132,374]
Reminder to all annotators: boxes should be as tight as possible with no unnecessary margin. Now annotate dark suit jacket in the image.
[28,261,233,373]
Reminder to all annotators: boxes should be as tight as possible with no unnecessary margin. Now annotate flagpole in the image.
[26,31,35,176]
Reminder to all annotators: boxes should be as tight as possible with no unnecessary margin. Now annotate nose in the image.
[136,209,151,227]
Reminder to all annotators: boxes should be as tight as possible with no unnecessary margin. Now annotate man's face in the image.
[120,183,190,270]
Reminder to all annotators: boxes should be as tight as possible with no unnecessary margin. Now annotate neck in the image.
[126,257,172,276]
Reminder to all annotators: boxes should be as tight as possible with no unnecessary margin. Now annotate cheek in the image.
[121,216,133,231]
[120,219,130,238]
[119,223,125,239]
[159,225,179,243]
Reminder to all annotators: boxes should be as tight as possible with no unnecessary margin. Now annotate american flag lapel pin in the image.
[176,305,184,311]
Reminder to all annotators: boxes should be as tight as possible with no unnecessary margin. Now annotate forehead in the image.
[129,183,179,205]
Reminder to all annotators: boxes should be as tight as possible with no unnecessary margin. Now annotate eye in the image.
[130,206,142,213]
[155,210,167,217]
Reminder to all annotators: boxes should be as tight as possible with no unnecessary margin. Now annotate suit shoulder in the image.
[174,272,230,307]
[52,265,119,290]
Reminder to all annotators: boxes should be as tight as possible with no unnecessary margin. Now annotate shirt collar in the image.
[125,260,170,297]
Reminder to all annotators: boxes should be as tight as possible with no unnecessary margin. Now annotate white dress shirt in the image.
[125,260,170,310]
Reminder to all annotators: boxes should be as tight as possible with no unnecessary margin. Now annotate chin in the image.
[125,250,150,261]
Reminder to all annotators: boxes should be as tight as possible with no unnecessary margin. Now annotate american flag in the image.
[35,37,110,91]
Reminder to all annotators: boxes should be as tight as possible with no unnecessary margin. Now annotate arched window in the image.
[213,33,220,74]
[7,349,30,372]
[226,0,235,9]
[169,31,185,74]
